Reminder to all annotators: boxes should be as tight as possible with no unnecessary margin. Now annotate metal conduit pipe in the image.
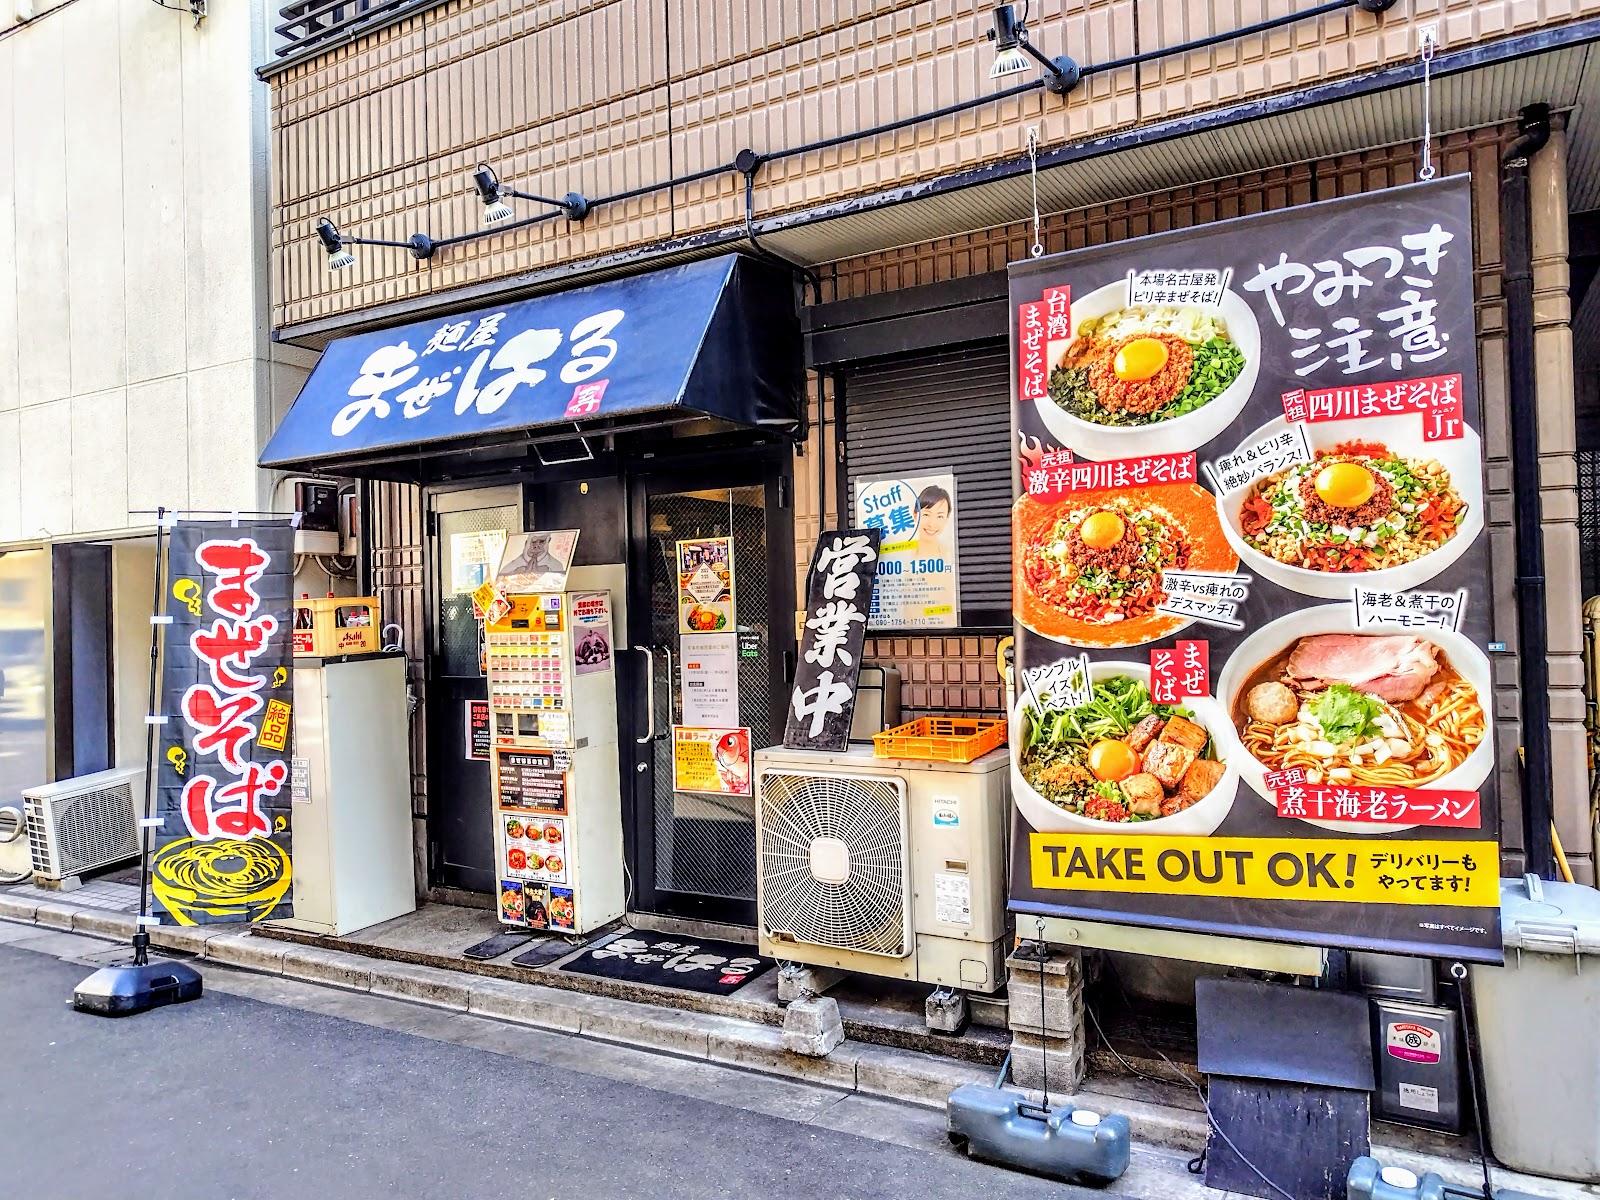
[1500,102,1555,879]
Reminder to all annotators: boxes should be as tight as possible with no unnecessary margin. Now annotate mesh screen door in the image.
[646,485,771,903]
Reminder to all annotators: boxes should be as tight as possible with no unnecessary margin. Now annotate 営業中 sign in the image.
[784,530,881,752]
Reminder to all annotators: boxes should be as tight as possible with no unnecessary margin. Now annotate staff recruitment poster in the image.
[152,520,297,925]
[1007,177,1501,961]
[855,473,960,629]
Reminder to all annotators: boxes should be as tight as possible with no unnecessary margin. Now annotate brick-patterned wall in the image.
[864,632,1007,720]
[266,0,1599,329]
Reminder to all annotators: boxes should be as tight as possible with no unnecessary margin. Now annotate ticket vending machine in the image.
[486,566,624,935]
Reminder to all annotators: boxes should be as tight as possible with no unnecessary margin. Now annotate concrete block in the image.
[780,995,844,1057]
[854,1043,992,1108]
[708,1020,859,1090]
[1009,1029,1087,1097]
[574,991,713,1058]
[280,945,375,993]
[203,932,286,974]
[147,924,212,955]
[776,962,845,1002]
[1008,947,1086,1039]
[0,893,41,923]
[70,909,135,939]
[31,901,88,932]
[368,961,472,1009]
[467,977,583,1033]
[924,988,969,1033]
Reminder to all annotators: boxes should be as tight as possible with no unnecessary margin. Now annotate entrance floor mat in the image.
[555,931,771,995]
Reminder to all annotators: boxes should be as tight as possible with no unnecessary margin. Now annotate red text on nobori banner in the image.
[1273,783,1480,828]
[1281,372,1464,441]
[1025,451,1196,500]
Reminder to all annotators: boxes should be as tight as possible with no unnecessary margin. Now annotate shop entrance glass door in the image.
[427,486,521,894]
[626,457,793,926]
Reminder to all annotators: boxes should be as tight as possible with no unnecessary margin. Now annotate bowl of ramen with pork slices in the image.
[1034,279,1261,460]
[1217,605,1493,833]
[1010,660,1239,835]
[1217,415,1484,599]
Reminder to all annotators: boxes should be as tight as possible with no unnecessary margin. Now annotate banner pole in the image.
[132,506,168,966]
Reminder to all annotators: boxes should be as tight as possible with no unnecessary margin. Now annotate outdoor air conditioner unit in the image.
[754,744,1010,994]
[23,766,145,882]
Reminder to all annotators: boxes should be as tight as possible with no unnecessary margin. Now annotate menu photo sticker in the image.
[498,879,527,926]
[1008,176,1502,962]
[677,537,734,634]
[673,726,753,796]
[494,529,579,595]
[548,886,576,932]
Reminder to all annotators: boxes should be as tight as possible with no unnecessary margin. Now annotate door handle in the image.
[634,645,657,745]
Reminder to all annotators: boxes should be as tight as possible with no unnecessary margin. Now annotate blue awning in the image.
[260,255,800,470]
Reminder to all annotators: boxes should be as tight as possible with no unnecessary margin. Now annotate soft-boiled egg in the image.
[1078,511,1126,550]
[1112,337,1170,382]
[1087,739,1140,782]
[1313,462,1377,508]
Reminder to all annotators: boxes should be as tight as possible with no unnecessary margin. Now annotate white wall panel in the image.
[186,359,263,513]
[126,376,190,516]
[70,389,129,533]
[12,19,71,409]
[0,39,17,416]
[62,1,128,398]
[0,410,19,542]
[18,400,72,537]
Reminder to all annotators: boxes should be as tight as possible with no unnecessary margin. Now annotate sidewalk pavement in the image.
[2,884,1593,1200]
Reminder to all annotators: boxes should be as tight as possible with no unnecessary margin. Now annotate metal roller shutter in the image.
[845,342,1012,628]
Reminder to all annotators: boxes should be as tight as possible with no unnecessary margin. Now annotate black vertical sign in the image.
[783,530,881,751]
[151,521,296,925]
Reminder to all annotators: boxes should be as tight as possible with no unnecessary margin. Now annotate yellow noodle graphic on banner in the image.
[152,838,292,925]
[1028,834,1498,907]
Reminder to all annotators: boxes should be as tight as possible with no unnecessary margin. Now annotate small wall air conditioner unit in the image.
[754,743,1009,994]
[23,766,146,882]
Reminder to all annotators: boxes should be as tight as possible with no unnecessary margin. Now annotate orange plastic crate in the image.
[872,717,1008,763]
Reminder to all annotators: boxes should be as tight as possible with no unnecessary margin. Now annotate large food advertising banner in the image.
[153,520,296,926]
[1007,178,1501,961]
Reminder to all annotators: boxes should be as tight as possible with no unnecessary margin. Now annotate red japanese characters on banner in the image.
[179,539,280,838]
[1150,640,1208,704]
[1017,301,1048,402]
[1025,452,1197,500]
[1281,372,1464,441]
[1272,785,1481,828]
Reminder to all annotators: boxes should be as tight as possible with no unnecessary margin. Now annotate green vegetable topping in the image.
[1309,683,1384,745]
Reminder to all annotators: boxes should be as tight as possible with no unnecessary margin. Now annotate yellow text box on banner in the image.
[1028,835,1499,907]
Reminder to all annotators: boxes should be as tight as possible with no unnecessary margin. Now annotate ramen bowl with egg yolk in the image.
[1014,481,1237,648]
[1035,280,1261,460]
[1216,415,1485,599]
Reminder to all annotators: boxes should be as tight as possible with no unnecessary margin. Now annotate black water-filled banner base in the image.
[73,958,203,1017]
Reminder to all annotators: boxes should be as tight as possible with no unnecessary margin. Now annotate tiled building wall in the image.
[265,0,1600,330]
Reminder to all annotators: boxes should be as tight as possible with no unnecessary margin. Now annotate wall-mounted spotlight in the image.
[315,218,435,274]
[317,219,357,270]
[986,4,1080,96]
[471,162,591,226]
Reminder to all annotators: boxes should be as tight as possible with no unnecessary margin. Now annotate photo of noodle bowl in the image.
[1013,482,1237,648]
[1217,415,1484,599]
[1216,605,1493,833]
[1034,279,1261,460]
[1009,660,1238,836]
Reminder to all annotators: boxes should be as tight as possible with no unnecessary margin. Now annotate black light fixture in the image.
[471,162,591,226]
[986,3,1080,96]
[315,218,435,273]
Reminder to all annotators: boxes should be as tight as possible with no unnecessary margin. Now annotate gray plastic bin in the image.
[1470,874,1600,1182]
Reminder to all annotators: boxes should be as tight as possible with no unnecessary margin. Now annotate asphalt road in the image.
[1,943,1071,1200]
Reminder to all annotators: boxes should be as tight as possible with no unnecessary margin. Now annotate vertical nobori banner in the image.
[152,521,296,925]
[1008,177,1502,961]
